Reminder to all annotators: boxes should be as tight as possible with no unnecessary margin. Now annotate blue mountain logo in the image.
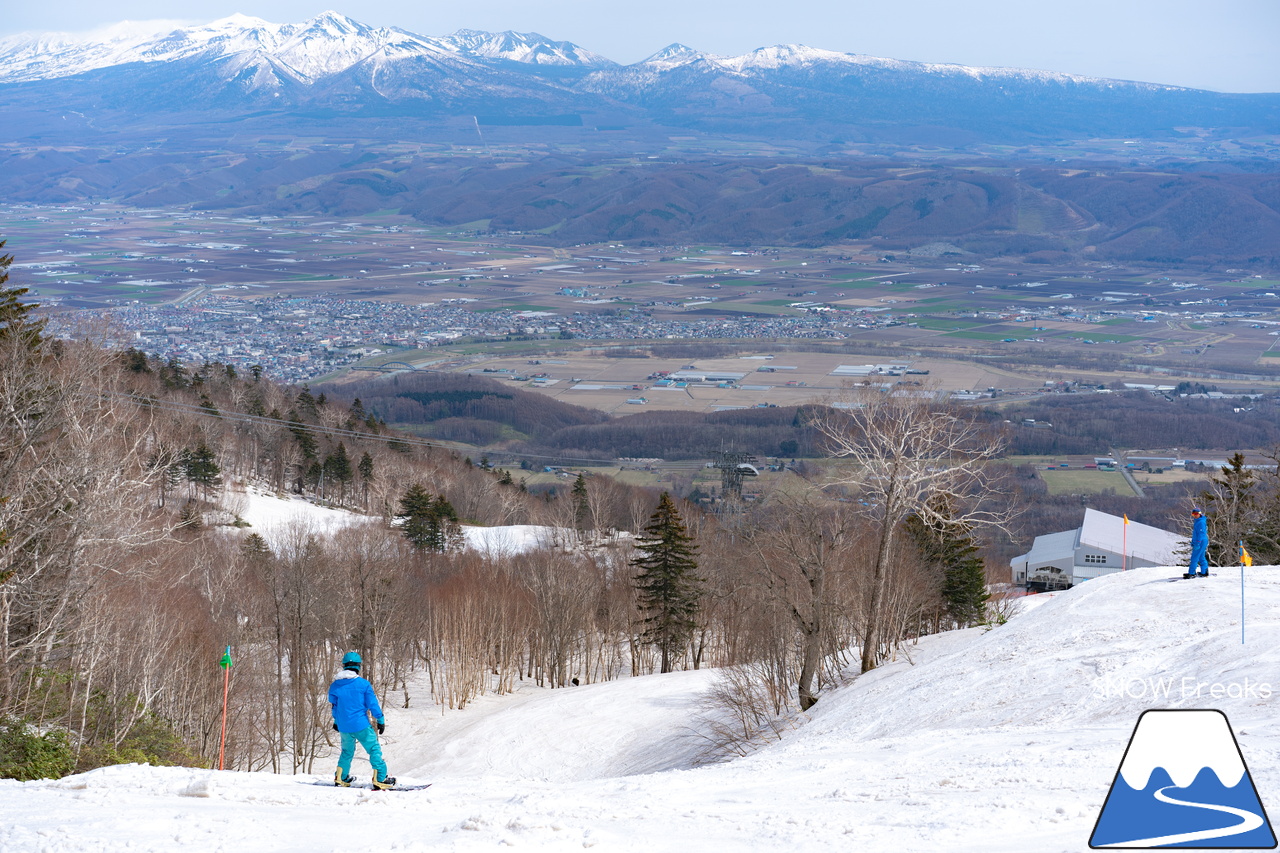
[1091,709,1276,848]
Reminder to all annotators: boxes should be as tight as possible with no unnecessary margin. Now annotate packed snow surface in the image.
[2,558,1278,850]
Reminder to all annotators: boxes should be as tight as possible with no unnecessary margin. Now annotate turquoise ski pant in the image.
[338,725,387,780]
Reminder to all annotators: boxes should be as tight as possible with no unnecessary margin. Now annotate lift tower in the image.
[712,451,760,502]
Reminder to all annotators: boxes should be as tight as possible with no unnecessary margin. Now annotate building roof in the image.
[1014,529,1079,567]
[1012,509,1186,568]
[1078,508,1185,565]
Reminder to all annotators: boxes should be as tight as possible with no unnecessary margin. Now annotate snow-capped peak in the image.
[638,43,705,70]
[719,43,856,71]
[302,10,363,35]
[441,28,615,67]
[205,13,275,31]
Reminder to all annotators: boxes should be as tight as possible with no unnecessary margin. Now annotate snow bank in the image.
[233,486,371,546]
[232,484,578,558]
[460,523,562,556]
[4,566,1278,851]
[232,485,581,557]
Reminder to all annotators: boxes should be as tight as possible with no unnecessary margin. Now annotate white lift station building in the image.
[1012,508,1187,590]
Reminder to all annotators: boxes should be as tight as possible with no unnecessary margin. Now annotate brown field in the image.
[439,350,1055,413]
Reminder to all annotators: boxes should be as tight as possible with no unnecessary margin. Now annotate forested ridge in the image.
[8,149,1280,268]
[1002,391,1280,455]
[335,371,1280,461]
[331,372,824,459]
[0,308,1011,778]
[334,372,608,446]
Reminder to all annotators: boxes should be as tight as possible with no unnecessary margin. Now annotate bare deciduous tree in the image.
[812,387,1011,672]
[0,333,170,707]
[738,493,859,709]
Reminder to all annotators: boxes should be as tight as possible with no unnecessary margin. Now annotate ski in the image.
[1169,573,1215,581]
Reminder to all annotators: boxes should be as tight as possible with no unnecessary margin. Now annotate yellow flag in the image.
[1123,514,1129,525]
[1242,546,1253,567]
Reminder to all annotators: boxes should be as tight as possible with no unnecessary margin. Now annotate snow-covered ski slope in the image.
[3,565,1279,851]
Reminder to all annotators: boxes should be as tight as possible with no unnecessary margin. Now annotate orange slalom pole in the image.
[1121,514,1129,572]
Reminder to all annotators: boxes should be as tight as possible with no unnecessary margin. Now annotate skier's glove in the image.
[377,721,385,735]
[332,723,338,732]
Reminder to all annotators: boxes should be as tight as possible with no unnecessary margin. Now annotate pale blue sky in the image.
[5,0,1278,93]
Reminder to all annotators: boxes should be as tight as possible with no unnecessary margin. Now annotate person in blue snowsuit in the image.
[329,651,395,789]
[1186,507,1210,578]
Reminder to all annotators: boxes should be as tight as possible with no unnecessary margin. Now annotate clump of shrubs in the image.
[0,718,74,781]
[0,710,208,781]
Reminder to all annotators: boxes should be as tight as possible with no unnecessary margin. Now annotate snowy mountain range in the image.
[2,10,1277,145]
[0,11,1137,88]
[0,12,618,85]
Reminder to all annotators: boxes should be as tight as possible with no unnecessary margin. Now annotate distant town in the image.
[7,203,1280,387]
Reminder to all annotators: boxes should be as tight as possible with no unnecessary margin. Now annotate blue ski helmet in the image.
[342,651,362,671]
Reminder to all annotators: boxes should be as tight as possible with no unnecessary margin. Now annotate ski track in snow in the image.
[1,488,1278,851]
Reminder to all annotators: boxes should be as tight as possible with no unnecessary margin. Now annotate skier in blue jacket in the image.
[329,651,395,789]
[1185,507,1210,579]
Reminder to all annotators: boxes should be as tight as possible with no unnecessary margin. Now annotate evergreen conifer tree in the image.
[323,443,353,503]
[632,492,703,673]
[358,452,375,508]
[295,386,319,421]
[1199,452,1260,565]
[0,240,44,347]
[182,442,222,499]
[304,461,323,492]
[286,409,318,491]
[241,532,272,560]
[198,393,220,419]
[904,501,989,627]
[397,485,460,552]
[163,357,188,389]
[571,473,589,531]
[123,348,151,373]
